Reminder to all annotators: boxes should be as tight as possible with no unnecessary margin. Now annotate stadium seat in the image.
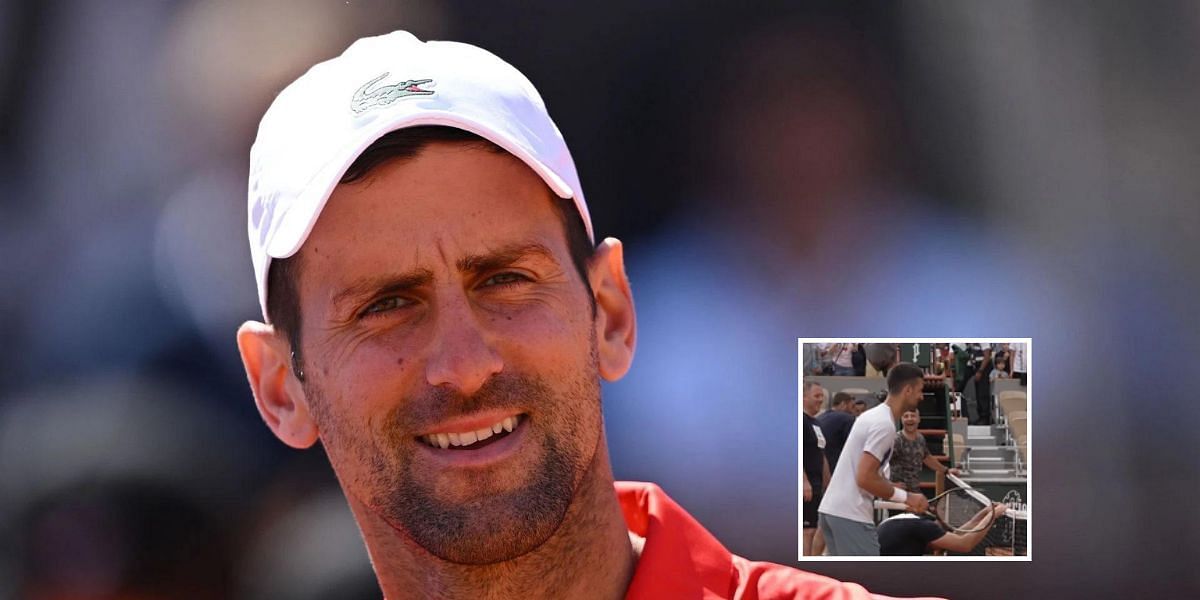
[950,433,967,465]
[1009,418,1028,445]
[998,390,1025,400]
[998,391,1027,418]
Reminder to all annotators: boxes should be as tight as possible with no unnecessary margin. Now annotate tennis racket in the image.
[874,474,1025,533]
[945,473,1027,520]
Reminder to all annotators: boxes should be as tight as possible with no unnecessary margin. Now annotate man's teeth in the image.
[423,416,520,449]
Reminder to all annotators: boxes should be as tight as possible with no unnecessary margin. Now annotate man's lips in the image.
[414,414,530,467]
[416,411,525,450]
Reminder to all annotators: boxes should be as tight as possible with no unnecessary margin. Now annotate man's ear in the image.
[588,238,637,381]
[236,321,319,448]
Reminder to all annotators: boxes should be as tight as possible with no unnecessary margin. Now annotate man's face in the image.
[290,144,603,565]
[904,380,924,410]
[851,402,866,417]
[803,385,826,415]
[901,409,919,430]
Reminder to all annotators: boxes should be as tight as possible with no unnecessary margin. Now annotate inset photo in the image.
[798,339,1030,561]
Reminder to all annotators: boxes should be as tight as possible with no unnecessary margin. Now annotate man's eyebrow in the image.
[329,243,555,311]
[456,242,558,274]
[332,269,435,310]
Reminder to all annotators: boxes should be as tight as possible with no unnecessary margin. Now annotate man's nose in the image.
[424,292,503,396]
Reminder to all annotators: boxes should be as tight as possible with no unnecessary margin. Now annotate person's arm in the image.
[928,504,1007,553]
[857,452,927,512]
[855,452,894,498]
[822,454,831,489]
[861,423,929,511]
[922,453,960,476]
[803,470,812,502]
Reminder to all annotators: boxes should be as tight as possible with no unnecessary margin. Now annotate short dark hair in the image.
[886,362,925,395]
[266,126,596,364]
[831,391,853,407]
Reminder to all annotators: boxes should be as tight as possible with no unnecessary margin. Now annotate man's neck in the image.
[884,396,908,422]
[351,441,636,600]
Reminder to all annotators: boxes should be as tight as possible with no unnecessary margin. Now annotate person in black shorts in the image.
[878,503,1007,555]
[802,381,831,555]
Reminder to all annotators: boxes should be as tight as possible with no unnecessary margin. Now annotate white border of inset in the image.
[796,337,1032,562]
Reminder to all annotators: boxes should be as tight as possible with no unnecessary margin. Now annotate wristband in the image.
[889,487,908,503]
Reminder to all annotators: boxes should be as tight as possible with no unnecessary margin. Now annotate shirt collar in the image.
[617,481,734,599]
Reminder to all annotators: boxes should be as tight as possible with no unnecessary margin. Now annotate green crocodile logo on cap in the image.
[351,72,434,113]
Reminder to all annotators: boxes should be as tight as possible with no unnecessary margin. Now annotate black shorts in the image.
[803,485,823,528]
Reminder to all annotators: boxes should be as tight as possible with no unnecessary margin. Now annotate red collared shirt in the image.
[618,481,936,600]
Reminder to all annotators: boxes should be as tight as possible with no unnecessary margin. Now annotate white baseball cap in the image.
[247,30,592,320]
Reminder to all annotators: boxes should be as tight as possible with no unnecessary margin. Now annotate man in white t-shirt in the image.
[817,363,929,555]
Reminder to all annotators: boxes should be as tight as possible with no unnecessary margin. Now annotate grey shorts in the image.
[817,512,880,556]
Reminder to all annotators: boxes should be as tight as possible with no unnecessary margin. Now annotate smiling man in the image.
[236,30,929,599]
[818,364,930,556]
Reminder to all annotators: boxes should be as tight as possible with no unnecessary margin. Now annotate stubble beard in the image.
[907,388,922,411]
[307,361,602,566]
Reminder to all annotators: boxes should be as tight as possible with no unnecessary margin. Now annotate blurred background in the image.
[2,0,1198,598]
